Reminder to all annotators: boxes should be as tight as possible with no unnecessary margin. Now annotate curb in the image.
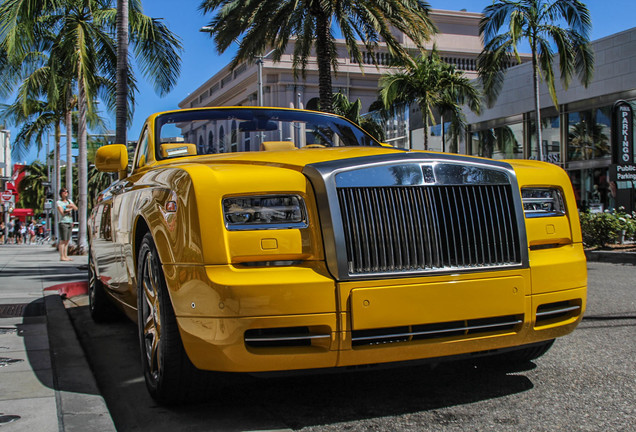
[45,293,116,431]
[584,250,636,265]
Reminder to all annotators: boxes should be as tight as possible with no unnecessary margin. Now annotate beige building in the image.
[179,9,488,151]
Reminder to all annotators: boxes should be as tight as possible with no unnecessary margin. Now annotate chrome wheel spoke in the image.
[142,251,161,379]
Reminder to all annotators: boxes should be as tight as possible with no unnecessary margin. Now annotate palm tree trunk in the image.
[314,11,333,114]
[532,41,544,161]
[116,0,129,145]
[77,67,88,254]
[65,100,73,199]
[54,121,61,241]
[421,105,429,151]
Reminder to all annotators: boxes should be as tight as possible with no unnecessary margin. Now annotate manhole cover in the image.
[0,303,45,318]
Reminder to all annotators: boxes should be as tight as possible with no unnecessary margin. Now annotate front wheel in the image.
[137,233,210,404]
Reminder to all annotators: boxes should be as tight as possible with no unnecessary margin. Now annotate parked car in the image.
[88,107,587,404]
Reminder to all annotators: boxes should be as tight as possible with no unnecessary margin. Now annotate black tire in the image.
[496,339,555,364]
[137,233,210,404]
[88,247,117,322]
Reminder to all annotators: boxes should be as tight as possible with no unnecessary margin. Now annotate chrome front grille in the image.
[337,184,521,275]
[303,155,528,281]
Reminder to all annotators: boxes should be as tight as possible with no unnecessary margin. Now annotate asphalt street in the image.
[66,261,636,432]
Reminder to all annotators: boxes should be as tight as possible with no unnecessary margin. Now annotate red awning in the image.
[10,208,34,222]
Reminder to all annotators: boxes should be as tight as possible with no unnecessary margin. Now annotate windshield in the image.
[155,108,380,160]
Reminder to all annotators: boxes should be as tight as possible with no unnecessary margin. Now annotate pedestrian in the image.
[28,220,36,244]
[7,219,14,244]
[20,222,27,244]
[14,220,21,244]
[57,188,77,261]
[0,220,5,244]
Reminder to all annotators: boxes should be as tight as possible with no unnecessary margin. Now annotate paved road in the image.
[68,261,636,431]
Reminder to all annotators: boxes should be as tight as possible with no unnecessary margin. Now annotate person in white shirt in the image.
[56,188,77,261]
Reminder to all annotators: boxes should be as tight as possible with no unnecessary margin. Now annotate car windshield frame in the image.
[154,107,381,161]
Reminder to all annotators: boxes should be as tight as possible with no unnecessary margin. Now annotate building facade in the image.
[179,9,636,212]
[179,9,489,151]
[464,27,636,212]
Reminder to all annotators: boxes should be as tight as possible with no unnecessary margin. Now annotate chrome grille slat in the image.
[505,186,519,262]
[436,188,452,266]
[352,318,523,343]
[458,187,472,265]
[484,186,500,264]
[245,333,331,343]
[477,187,489,263]
[337,184,522,275]
[536,305,581,317]
[495,186,512,263]
[428,187,443,268]
[448,187,463,266]
[423,188,437,268]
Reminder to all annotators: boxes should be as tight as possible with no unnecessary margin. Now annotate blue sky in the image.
[15,0,636,164]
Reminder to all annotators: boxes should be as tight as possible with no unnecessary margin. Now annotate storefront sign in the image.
[615,164,636,181]
[613,100,634,165]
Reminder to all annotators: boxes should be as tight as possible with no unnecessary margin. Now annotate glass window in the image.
[219,125,225,153]
[154,108,380,159]
[134,127,149,168]
[207,131,215,154]
[231,120,238,152]
[529,115,560,163]
[470,123,523,159]
[570,167,611,211]
[567,107,611,161]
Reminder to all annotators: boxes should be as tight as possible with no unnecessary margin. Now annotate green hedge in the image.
[579,208,636,248]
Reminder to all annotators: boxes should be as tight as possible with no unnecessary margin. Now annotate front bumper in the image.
[164,245,586,373]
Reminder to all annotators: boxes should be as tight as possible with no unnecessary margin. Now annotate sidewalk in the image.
[0,243,115,432]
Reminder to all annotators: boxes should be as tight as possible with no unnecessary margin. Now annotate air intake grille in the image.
[351,315,523,347]
[337,185,521,275]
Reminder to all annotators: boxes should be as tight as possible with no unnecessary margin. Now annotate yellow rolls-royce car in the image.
[88,107,586,404]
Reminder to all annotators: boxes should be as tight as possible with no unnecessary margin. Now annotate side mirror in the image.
[95,145,128,179]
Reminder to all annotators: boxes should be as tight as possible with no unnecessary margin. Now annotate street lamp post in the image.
[256,55,264,107]
[1,129,11,242]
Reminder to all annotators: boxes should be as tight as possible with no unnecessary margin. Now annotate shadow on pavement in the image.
[67,303,535,431]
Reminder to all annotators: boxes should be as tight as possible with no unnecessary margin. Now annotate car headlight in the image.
[223,195,308,230]
[521,188,566,218]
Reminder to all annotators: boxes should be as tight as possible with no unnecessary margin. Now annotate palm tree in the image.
[1,97,64,231]
[115,0,128,146]
[16,161,49,215]
[379,51,481,150]
[478,0,594,161]
[568,120,609,160]
[114,0,182,145]
[87,165,112,213]
[19,161,48,214]
[0,0,182,253]
[331,93,385,142]
[199,0,437,114]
